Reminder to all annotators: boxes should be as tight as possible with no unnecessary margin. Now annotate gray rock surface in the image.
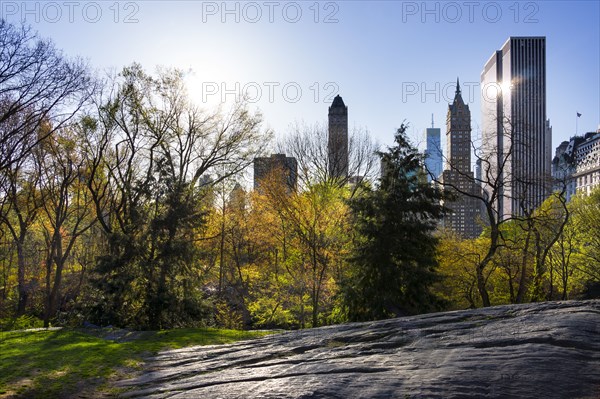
[117,300,600,398]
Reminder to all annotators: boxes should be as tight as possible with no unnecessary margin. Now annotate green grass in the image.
[0,327,271,398]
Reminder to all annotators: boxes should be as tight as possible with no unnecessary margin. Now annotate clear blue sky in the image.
[3,1,599,153]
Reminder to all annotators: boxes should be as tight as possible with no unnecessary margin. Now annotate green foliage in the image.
[247,179,353,328]
[0,315,44,331]
[434,186,600,308]
[341,124,447,321]
[248,296,296,329]
[433,230,483,309]
[215,300,244,330]
[571,189,600,285]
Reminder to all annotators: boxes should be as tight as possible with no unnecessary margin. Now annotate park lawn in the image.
[0,327,270,398]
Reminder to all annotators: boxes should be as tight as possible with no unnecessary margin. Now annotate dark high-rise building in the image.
[253,154,298,193]
[328,95,348,179]
[442,79,482,238]
[481,36,550,219]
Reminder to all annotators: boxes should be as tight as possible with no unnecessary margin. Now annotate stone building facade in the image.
[328,95,349,180]
[441,79,482,238]
[552,129,600,200]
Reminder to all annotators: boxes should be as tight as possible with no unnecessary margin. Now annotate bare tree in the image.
[0,20,91,172]
[433,108,563,306]
[279,121,379,193]
[0,21,92,317]
[430,118,514,306]
[495,181,569,304]
[432,113,548,306]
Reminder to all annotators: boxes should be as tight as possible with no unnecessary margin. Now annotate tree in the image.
[280,121,379,192]
[37,126,96,327]
[0,20,91,318]
[431,109,560,306]
[0,134,42,314]
[0,20,91,172]
[434,124,511,307]
[255,166,351,328]
[547,212,577,300]
[243,173,302,329]
[570,189,600,289]
[434,230,485,309]
[85,64,270,329]
[341,124,446,321]
[521,192,570,302]
[209,181,259,328]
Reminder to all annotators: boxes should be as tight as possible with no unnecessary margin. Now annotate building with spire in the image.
[441,79,482,238]
[328,95,349,180]
[481,36,551,219]
[424,114,442,183]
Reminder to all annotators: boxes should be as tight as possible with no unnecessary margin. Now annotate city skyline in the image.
[1,1,598,154]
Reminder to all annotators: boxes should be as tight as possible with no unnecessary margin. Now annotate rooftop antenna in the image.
[431,114,434,129]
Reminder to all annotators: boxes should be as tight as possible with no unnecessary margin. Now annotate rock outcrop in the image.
[117,300,600,398]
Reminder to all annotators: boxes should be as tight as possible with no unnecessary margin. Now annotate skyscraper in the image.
[441,79,481,238]
[424,116,442,183]
[481,37,550,219]
[328,95,348,180]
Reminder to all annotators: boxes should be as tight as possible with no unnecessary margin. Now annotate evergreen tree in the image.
[342,124,447,321]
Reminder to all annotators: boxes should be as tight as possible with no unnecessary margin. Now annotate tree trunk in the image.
[530,230,545,302]
[476,266,491,307]
[16,241,28,315]
[43,251,53,328]
[312,245,319,328]
[561,243,569,300]
[507,266,515,304]
[476,206,499,308]
[44,230,67,328]
[516,231,531,304]
[219,219,225,295]
[47,259,65,327]
[548,254,554,300]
